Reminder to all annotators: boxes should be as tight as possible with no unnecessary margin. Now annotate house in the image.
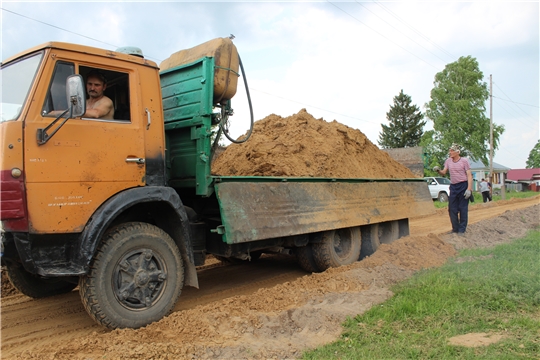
[468,159,510,191]
[382,146,424,177]
[507,168,540,192]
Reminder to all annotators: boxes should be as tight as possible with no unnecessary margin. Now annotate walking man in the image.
[479,178,491,203]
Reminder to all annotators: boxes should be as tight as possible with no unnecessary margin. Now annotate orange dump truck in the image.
[0,38,434,329]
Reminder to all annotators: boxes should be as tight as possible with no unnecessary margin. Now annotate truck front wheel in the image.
[79,222,184,329]
[5,261,77,298]
[312,227,361,270]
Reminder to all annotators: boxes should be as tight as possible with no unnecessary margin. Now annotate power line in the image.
[1,7,164,62]
[492,95,539,109]
[1,8,120,49]
[372,0,456,60]
[325,1,441,70]
[354,1,451,64]
[493,98,535,128]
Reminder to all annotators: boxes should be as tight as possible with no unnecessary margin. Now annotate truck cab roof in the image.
[2,41,158,69]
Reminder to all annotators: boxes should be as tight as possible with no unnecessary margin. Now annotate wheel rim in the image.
[113,248,167,310]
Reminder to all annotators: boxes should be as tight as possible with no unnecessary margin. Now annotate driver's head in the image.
[86,70,107,98]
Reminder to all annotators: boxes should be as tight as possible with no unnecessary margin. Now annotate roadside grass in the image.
[302,228,540,359]
[433,191,539,209]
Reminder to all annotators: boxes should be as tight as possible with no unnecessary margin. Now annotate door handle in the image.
[126,157,145,164]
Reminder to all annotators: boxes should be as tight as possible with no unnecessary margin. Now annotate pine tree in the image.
[378,90,426,149]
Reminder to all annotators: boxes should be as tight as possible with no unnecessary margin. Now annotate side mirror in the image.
[66,74,86,117]
[37,74,86,145]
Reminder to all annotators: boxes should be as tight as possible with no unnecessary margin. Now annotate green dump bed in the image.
[213,177,434,244]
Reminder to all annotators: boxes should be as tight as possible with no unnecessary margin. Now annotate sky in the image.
[1,0,538,170]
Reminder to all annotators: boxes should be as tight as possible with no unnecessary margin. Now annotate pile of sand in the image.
[212,109,416,179]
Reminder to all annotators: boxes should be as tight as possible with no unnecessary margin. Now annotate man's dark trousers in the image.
[448,181,469,233]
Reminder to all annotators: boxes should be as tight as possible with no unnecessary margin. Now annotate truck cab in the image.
[1,42,197,329]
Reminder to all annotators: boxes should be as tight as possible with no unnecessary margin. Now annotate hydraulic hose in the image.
[220,55,254,144]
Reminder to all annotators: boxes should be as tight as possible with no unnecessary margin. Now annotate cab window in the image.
[42,63,131,121]
[79,66,131,121]
[42,62,74,115]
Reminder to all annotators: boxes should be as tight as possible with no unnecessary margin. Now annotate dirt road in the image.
[1,196,539,359]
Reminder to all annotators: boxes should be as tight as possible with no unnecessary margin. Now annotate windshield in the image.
[1,52,43,122]
[436,177,451,185]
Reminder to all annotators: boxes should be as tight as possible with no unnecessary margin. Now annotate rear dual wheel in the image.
[297,221,406,271]
[360,221,400,259]
[311,227,362,270]
[296,244,322,273]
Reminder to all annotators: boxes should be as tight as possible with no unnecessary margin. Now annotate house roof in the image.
[507,168,540,181]
[468,159,511,172]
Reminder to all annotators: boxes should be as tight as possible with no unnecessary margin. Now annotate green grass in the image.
[302,228,540,360]
[433,191,539,209]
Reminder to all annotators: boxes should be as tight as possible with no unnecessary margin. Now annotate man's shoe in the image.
[457,232,466,237]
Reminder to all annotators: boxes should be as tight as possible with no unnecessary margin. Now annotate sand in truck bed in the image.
[211,109,416,179]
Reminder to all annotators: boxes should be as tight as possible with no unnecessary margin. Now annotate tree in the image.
[526,139,540,168]
[378,90,426,149]
[424,56,504,167]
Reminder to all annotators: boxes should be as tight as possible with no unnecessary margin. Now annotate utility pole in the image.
[490,74,505,200]
[489,74,493,182]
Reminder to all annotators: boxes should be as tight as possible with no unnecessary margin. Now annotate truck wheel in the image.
[4,261,77,298]
[79,222,184,329]
[360,224,380,259]
[360,221,400,259]
[378,220,399,245]
[296,244,322,273]
[438,192,449,202]
[312,227,361,270]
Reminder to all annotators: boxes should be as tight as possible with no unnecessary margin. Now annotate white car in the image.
[424,177,451,202]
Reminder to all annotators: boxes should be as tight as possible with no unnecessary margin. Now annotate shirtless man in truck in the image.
[83,70,114,120]
[48,70,114,120]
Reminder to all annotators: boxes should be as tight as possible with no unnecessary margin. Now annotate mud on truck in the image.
[0,38,434,329]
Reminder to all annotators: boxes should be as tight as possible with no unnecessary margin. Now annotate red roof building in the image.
[507,168,540,192]
[507,168,540,181]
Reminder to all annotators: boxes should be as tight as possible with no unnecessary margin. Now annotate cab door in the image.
[24,57,145,233]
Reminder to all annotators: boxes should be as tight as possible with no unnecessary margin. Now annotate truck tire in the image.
[296,244,323,273]
[312,227,361,270]
[378,220,399,245]
[360,224,380,259]
[438,192,449,202]
[79,222,184,329]
[360,221,400,259]
[4,261,77,298]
